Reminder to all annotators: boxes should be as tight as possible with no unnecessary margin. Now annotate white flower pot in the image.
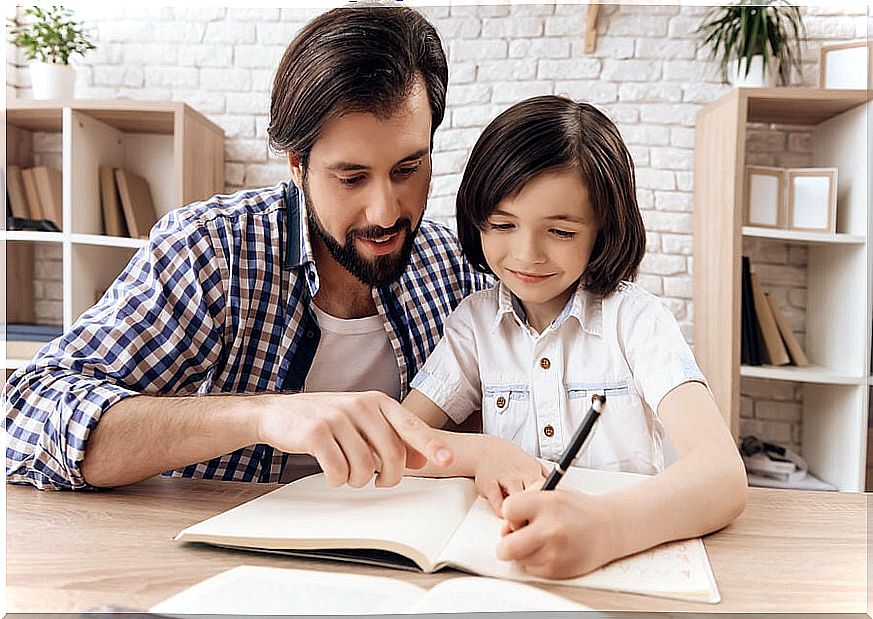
[29,62,77,99]
[729,55,774,88]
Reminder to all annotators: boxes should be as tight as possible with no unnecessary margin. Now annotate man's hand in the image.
[496,488,620,579]
[473,437,547,517]
[255,391,453,488]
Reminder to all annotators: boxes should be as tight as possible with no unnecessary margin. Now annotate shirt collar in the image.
[491,280,602,337]
[282,182,320,297]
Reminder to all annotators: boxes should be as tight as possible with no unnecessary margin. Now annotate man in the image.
[6,5,489,490]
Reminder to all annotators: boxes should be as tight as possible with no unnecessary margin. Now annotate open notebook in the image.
[175,467,720,603]
[150,566,592,615]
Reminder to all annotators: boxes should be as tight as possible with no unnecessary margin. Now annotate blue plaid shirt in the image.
[5,182,489,490]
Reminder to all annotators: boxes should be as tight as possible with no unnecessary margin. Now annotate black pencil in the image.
[542,393,606,491]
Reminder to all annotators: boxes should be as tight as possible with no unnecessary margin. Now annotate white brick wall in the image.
[9,3,867,451]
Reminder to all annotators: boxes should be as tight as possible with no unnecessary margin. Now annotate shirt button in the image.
[496,395,506,409]
[539,357,551,370]
[543,425,554,437]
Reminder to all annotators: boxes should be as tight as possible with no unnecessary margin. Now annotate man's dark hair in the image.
[455,95,646,297]
[268,6,448,169]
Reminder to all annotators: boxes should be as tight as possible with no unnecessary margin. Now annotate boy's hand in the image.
[496,489,620,579]
[474,437,547,516]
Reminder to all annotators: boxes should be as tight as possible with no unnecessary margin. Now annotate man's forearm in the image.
[80,393,263,488]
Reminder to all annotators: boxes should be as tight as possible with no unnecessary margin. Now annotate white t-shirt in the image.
[282,303,401,483]
[410,281,708,475]
[303,304,401,399]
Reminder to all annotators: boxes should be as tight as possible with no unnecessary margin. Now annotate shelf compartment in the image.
[740,364,865,385]
[742,227,865,245]
[69,244,140,323]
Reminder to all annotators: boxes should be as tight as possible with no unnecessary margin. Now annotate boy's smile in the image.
[480,167,599,332]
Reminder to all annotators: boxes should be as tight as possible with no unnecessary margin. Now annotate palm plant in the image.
[697,0,805,86]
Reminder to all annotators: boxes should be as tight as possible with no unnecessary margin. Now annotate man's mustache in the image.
[350,219,412,241]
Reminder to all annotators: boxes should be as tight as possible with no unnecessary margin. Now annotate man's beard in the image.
[305,186,421,288]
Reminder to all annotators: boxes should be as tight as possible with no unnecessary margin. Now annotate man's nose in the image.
[364,178,402,229]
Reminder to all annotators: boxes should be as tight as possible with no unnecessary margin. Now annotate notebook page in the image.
[176,474,478,571]
[149,565,424,615]
[438,467,721,603]
[406,576,593,613]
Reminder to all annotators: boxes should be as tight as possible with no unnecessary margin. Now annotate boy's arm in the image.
[498,381,747,578]
[402,389,546,512]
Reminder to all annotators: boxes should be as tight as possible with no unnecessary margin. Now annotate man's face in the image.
[288,79,432,287]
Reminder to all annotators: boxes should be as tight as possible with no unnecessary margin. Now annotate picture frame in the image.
[786,168,837,233]
[744,166,784,228]
[819,40,872,90]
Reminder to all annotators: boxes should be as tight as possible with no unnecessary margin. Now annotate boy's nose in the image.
[513,234,546,265]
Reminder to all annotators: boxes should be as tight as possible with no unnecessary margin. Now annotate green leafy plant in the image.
[697,0,805,86]
[8,5,95,65]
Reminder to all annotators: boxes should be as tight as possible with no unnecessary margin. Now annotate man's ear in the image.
[287,152,304,188]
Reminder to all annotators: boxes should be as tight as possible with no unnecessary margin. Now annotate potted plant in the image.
[697,0,805,88]
[8,4,96,99]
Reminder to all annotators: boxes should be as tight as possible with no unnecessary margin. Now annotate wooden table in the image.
[6,477,868,614]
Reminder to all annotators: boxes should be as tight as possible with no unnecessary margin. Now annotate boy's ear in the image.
[287,152,304,188]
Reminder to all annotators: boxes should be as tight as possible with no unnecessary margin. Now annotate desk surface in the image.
[6,477,868,613]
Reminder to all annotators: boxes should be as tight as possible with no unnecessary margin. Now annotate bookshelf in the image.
[693,87,872,491]
[3,99,225,375]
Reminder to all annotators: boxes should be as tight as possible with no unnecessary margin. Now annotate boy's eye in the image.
[395,161,421,177]
[551,228,577,239]
[488,222,514,231]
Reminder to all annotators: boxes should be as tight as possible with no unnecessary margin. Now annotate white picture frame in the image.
[745,166,784,228]
[819,40,872,90]
[786,168,837,233]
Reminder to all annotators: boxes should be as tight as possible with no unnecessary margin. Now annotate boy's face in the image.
[288,78,432,287]
[480,167,600,330]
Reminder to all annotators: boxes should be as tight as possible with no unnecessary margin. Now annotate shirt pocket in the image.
[565,379,636,470]
[482,383,531,446]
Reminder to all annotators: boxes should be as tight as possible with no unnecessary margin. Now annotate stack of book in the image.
[6,165,63,231]
[741,256,810,367]
[99,167,158,239]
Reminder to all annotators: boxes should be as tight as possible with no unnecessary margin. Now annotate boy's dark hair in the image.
[268,6,448,169]
[456,95,646,297]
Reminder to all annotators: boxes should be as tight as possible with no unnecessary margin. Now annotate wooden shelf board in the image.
[1,358,30,370]
[1,231,64,243]
[738,87,873,125]
[6,99,221,135]
[741,364,866,385]
[742,227,866,245]
[70,233,148,250]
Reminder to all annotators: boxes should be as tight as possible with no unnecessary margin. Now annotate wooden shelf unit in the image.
[693,87,872,491]
[4,99,225,370]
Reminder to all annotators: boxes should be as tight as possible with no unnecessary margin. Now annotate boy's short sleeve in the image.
[410,300,481,425]
[618,291,708,418]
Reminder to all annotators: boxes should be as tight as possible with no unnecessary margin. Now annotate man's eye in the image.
[339,175,364,186]
[551,229,576,239]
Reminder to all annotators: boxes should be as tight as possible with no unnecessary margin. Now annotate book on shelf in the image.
[6,165,29,219]
[750,272,791,366]
[150,566,591,615]
[20,168,44,221]
[766,294,810,367]
[741,256,764,366]
[31,166,63,231]
[99,167,129,237]
[175,467,721,603]
[114,169,158,239]
[3,324,64,341]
